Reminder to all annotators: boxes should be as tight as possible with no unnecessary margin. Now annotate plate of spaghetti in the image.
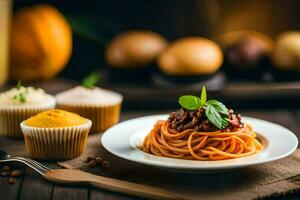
[102,87,298,173]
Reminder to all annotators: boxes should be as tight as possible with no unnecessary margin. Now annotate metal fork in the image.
[11,157,52,175]
[0,149,51,176]
[0,149,181,200]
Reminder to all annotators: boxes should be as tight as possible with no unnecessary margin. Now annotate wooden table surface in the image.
[0,110,300,200]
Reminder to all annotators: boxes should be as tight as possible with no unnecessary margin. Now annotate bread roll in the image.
[106,30,168,68]
[272,31,300,71]
[158,37,223,76]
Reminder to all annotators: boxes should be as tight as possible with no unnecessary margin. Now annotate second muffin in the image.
[56,86,123,133]
[0,85,55,138]
[21,109,92,160]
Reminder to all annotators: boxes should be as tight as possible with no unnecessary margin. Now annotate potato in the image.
[272,31,300,71]
[158,37,223,76]
[105,30,168,68]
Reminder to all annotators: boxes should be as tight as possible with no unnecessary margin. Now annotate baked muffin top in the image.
[25,109,87,128]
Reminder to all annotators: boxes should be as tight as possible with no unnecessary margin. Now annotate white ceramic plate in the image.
[102,115,298,173]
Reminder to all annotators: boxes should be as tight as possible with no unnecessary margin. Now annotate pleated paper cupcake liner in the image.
[56,103,121,133]
[0,99,56,138]
[20,120,92,160]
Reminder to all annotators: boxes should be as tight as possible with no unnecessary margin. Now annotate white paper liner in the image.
[0,98,56,138]
[56,102,121,133]
[20,119,92,160]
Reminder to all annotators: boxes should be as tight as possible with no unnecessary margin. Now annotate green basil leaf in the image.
[221,118,229,127]
[200,86,207,106]
[205,105,222,129]
[82,72,101,89]
[178,95,202,110]
[205,105,228,129]
[205,100,229,116]
[19,93,27,103]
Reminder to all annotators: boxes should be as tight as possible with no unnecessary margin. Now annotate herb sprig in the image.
[82,72,101,89]
[178,86,229,129]
[16,80,22,90]
[13,80,27,103]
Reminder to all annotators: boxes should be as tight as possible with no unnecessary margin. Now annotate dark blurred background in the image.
[0,0,299,109]
[11,0,300,79]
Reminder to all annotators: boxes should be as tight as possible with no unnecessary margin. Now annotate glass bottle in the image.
[0,0,12,86]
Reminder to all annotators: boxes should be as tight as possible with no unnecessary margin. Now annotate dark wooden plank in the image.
[271,111,299,135]
[244,110,299,136]
[18,165,53,200]
[0,137,28,158]
[292,110,300,131]
[52,185,88,200]
[0,163,26,200]
[291,110,300,143]
[242,110,281,122]
[90,187,143,200]
[121,111,166,121]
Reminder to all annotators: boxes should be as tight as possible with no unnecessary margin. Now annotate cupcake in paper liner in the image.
[56,85,123,133]
[20,109,92,160]
[0,83,56,138]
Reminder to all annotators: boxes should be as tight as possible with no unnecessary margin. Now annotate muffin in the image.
[56,86,123,133]
[20,109,92,160]
[0,85,55,138]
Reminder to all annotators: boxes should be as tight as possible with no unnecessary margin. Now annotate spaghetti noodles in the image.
[141,120,263,161]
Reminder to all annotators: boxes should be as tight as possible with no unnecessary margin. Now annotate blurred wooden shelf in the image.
[107,81,300,109]
[1,78,299,109]
[107,81,300,101]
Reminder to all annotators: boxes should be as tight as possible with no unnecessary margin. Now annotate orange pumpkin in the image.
[10,4,72,81]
